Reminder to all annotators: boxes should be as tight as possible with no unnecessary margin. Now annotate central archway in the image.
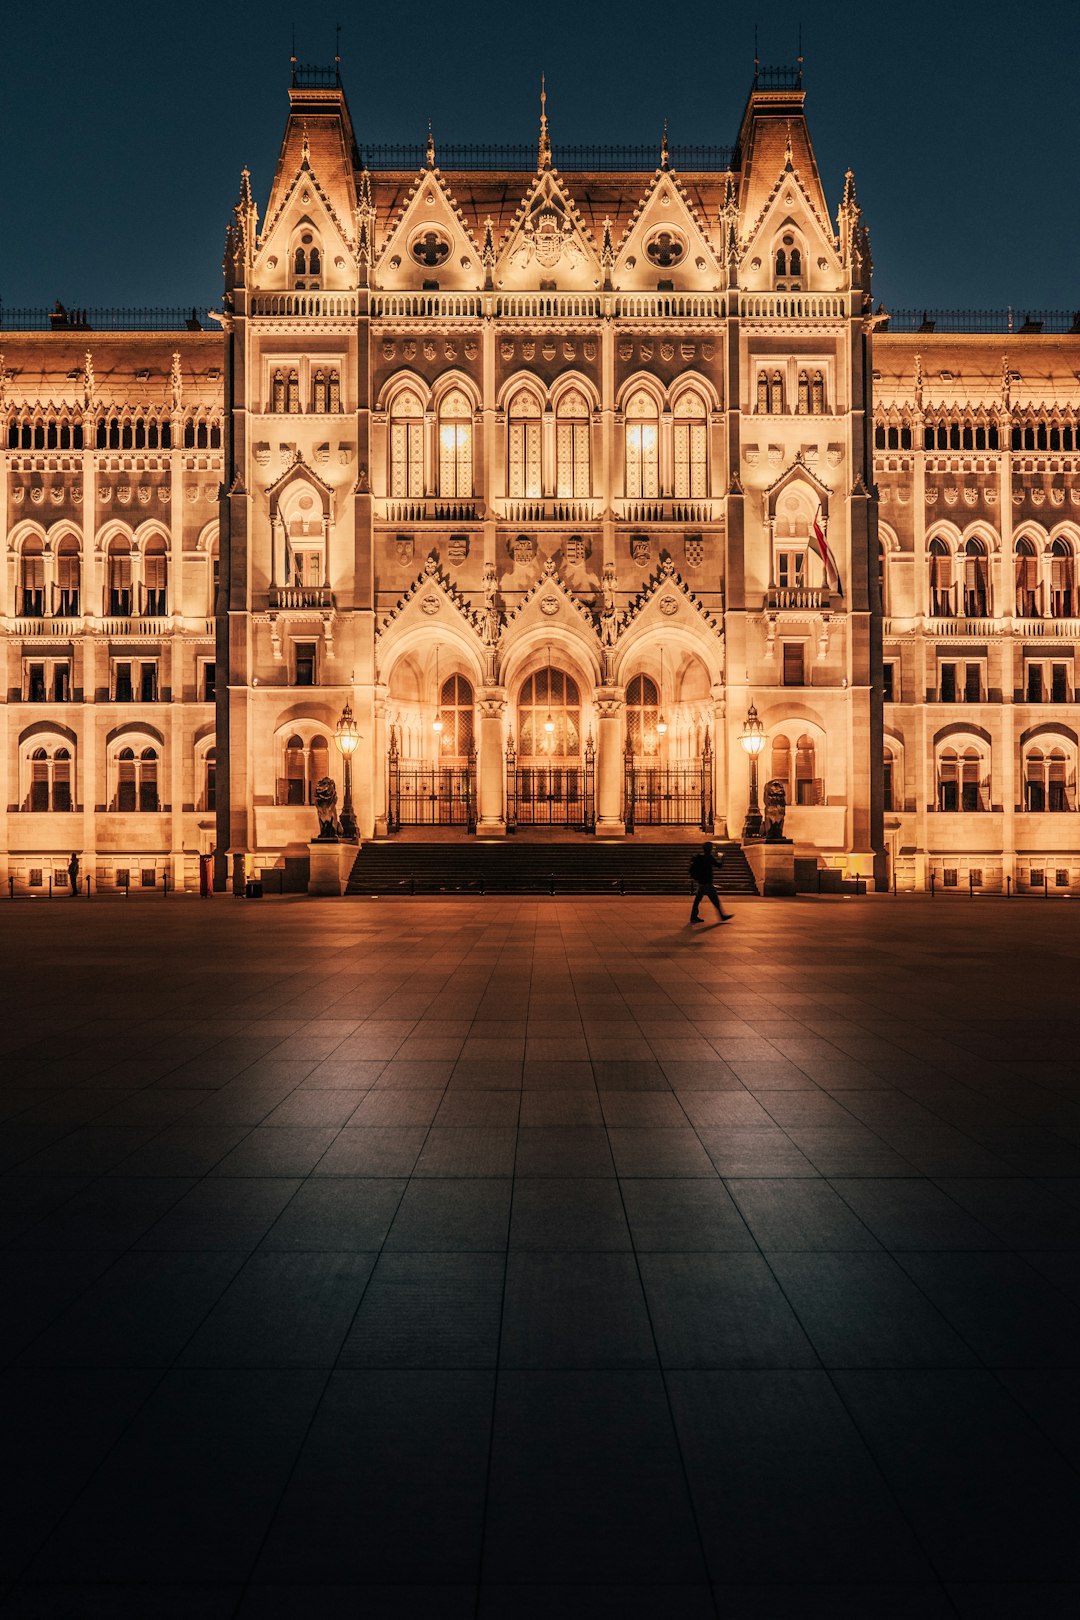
[510,665,594,830]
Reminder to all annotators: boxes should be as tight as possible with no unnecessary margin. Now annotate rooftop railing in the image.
[886,309,1080,335]
[0,306,208,332]
[360,142,735,172]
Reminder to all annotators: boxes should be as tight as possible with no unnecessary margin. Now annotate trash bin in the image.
[245,879,263,899]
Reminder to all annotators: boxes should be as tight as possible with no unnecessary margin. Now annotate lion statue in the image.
[763,779,788,843]
[313,776,342,841]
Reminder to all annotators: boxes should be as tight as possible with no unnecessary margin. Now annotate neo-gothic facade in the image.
[2,68,1078,894]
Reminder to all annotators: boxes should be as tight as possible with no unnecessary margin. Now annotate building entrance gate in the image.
[505,735,596,831]
[387,737,477,833]
[623,735,713,831]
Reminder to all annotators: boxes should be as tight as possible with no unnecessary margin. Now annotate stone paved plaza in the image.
[3,893,1080,1617]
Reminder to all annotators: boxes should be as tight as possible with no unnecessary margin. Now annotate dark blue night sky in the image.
[3,0,1077,318]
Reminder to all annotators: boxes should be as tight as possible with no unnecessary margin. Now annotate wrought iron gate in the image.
[624,735,713,831]
[505,734,595,831]
[387,742,476,832]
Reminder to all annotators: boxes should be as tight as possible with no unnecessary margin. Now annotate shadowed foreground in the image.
[2,894,1080,1618]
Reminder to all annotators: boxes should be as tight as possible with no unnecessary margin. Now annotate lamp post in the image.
[739,701,765,839]
[334,699,360,841]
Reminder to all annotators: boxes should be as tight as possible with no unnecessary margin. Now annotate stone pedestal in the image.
[307,839,355,896]
[477,687,507,834]
[595,687,625,835]
[743,840,796,897]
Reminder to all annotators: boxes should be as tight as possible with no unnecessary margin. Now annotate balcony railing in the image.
[269,585,334,611]
[498,498,600,524]
[496,292,600,320]
[251,291,359,319]
[0,305,206,332]
[740,293,846,320]
[766,586,830,611]
[360,142,735,172]
[614,293,725,319]
[370,291,483,320]
[381,499,481,523]
[886,308,1080,335]
[616,499,715,523]
[7,616,85,638]
[922,616,1002,638]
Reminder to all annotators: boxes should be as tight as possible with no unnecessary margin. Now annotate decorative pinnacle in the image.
[784,121,794,170]
[660,120,669,170]
[538,72,551,171]
[425,120,435,168]
[301,124,310,167]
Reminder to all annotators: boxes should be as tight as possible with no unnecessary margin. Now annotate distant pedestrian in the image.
[67,851,80,896]
[689,841,732,924]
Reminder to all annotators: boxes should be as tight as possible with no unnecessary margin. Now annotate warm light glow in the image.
[544,714,556,734]
[740,702,765,757]
[334,700,360,757]
[657,714,668,735]
[440,424,467,452]
[433,714,444,733]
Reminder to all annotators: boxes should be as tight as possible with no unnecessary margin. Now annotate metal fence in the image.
[0,306,208,332]
[887,308,1080,335]
[361,143,735,172]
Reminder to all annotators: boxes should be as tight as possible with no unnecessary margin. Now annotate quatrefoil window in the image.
[645,230,686,268]
[410,229,451,268]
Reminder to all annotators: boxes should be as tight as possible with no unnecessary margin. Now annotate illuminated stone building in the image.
[2,64,1077,893]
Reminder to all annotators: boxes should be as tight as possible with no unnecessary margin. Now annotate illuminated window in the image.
[508,389,541,498]
[673,390,707,499]
[390,387,424,498]
[626,673,660,756]
[556,389,591,498]
[625,390,659,499]
[518,667,581,758]
[437,674,475,759]
[438,389,473,497]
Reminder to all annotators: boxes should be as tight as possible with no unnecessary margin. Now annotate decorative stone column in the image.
[595,686,625,834]
[372,682,389,836]
[476,687,507,833]
[711,683,728,836]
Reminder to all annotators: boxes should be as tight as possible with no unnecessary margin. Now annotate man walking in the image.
[690,841,733,924]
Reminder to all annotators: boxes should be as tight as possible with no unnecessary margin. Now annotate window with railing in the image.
[1051,539,1076,617]
[20,545,44,616]
[390,387,425,498]
[556,389,590,498]
[673,390,707,498]
[937,746,987,811]
[929,539,954,616]
[507,389,542,498]
[962,538,989,616]
[57,543,80,614]
[1015,538,1039,617]
[114,746,159,812]
[278,734,329,805]
[143,542,168,615]
[107,545,133,615]
[625,390,659,498]
[438,389,473,498]
[27,744,72,812]
[1024,747,1074,812]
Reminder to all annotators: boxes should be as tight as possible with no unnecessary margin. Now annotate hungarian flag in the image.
[810,512,843,597]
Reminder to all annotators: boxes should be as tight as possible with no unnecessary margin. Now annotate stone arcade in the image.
[3,64,1079,894]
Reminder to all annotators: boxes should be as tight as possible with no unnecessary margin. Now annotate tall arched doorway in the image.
[622,661,713,830]
[508,665,595,830]
[387,667,477,832]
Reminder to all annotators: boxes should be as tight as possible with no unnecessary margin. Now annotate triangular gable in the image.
[504,556,599,639]
[739,159,841,290]
[255,154,356,289]
[266,451,335,510]
[761,455,834,525]
[375,167,483,291]
[377,552,484,642]
[612,170,721,291]
[495,171,601,292]
[620,554,722,641]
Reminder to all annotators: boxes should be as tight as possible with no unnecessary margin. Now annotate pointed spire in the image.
[83,350,95,411]
[784,121,794,170]
[660,120,669,171]
[170,352,183,413]
[425,119,435,169]
[481,217,496,290]
[1001,353,1011,411]
[301,124,310,168]
[0,352,6,410]
[538,72,551,171]
[601,217,614,290]
[913,351,923,411]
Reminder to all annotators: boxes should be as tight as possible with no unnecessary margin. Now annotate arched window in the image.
[507,389,541,499]
[789,247,802,277]
[23,743,73,812]
[929,538,953,617]
[811,371,825,413]
[775,248,787,278]
[556,389,591,498]
[19,538,44,617]
[625,390,659,499]
[518,667,581,758]
[963,538,989,617]
[312,369,327,413]
[310,735,330,793]
[1015,538,1038,618]
[438,389,473,497]
[756,372,769,414]
[770,735,792,801]
[626,673,660,756]
[437,674,474,759]
[769,371,784,415]
[673,390,707,499]
[204,746,217,812]
[113,744,159,812]
[1025,744,1075,811]
[329,369,340,412]
[798,371,809,414]
[293,230,322,287]
[143,536,168,616]
[286,370,300,414]
[390,387,425,499]
[283,736,306,805]
[106,538,133,616]
[877,541,887,614]
[1051,538,1075,617]
[272,370,285,413]
[795,734,821,805]
[937,744,986,812]
[883,746,897,812]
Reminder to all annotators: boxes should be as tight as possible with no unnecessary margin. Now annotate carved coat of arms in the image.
[448,534,468,566]
[631,535,652,566]
[395,536,414,564]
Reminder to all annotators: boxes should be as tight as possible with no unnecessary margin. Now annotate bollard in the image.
[929,871,935,898]
[550,871,555,896]
[49,874,53,898]
[1006,875,1011,898]
[163,871,168,898]
[86,875,91,897]
[1044,870,1049,898]
[969,871,973,897]
[8,876,13,900]
[892,870,896,896]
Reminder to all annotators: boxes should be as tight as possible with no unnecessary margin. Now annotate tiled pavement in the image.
[2,894,1080,1617]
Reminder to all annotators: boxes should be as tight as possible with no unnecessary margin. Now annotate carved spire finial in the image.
[425,119,435,169]
[538,72,551,171]
[784,121,793,170]
[660,119,669,170]
[83,349,95,411]
[170,352,183,413]
[301,123,310,167]
[914,351,923,411]
[482,217,496,289]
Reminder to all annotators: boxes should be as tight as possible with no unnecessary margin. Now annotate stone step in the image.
[345,839,759,897]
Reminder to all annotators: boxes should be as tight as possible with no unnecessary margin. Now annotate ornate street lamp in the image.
[432,645,444,738]
[334,699,360,841]
[657,648,668,738]
[739,701,765,839]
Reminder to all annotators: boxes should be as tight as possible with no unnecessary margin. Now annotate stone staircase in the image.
[345,839,758,897]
